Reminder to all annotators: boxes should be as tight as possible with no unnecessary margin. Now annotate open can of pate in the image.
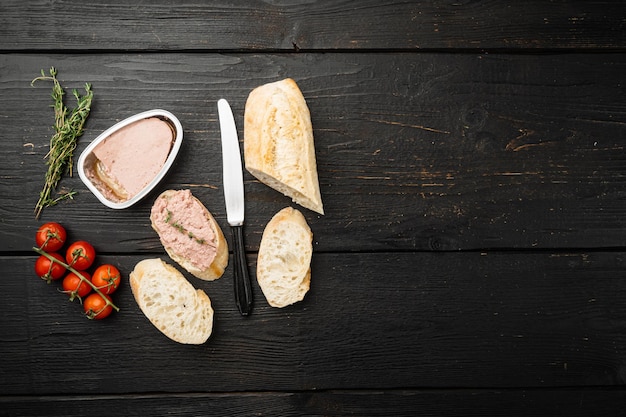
[78,109,183,209]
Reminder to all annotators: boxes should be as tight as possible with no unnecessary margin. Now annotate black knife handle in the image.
[231,225,252,316]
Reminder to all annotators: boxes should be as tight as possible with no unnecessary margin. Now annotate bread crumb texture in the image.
[257,207,313,308]
[130,258,213,344]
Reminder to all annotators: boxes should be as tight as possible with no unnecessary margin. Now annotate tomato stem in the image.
[59,286,84,303]
[32,247,120,312]
[40,229,61,251]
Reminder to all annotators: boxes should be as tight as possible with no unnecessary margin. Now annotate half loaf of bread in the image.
[257,207,313,307]
[130,258,214,344]
[150,189,228,281]
[244,78,324,215]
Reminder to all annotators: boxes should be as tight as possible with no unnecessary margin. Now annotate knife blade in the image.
[218,98,252,316]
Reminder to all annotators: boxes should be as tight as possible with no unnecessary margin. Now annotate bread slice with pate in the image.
[150,189,228,281]
[257,207,313,308]
[244,78,324,215]
[130,258,214,344]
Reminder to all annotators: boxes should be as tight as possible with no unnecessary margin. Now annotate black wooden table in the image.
[2,2,626,415]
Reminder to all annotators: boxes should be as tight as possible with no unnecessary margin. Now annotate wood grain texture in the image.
[1,53,625,252]
[2,2,626,414]
[0,1,625,51]
[2,252,626,395]
[2,389,626,417]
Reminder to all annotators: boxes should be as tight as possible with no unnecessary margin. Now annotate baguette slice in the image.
[244,78,324,215]
[150,189,228,281]
[257,207,313,307]
[130,258,214,344]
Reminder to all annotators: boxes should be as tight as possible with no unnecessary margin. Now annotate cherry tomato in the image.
[62,271,92,299]
[34,252,66,282]
[83,293,113,320]
[91,264,121,295]
[65,241,96,270]
[35,222,67,252]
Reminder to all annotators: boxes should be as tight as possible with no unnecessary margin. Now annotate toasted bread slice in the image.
[244,78,324,215]
[257,207,313,307]
[130,258,214,344]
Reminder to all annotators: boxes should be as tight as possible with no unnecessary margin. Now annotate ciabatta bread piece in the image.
[150,189,228,281]
[244,78,324,215]
[130,258,214,344]
[257,207,313,307]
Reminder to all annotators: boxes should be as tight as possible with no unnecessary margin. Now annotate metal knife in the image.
[218,98,253,316]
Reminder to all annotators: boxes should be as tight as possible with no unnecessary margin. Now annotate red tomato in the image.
[65,241,96,270]
[35,222,67,252]
[62,271,92,299]
[34,252,66,282]
[83,293,113,320]
[91,264,121,295]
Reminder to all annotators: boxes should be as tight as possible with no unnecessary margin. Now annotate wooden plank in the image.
[2,251,625,395]
[2,389,626,417]
[1,53,625,252]
[0,1,625,51]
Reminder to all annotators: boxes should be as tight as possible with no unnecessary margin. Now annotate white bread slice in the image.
[244,78,324,215]
[150,189,228,281]
[257,207,313,307]
[130,258,214,344]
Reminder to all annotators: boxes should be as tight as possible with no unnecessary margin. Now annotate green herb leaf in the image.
[32,68,93,219]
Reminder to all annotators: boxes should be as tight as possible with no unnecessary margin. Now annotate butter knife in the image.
[218,98,253,316]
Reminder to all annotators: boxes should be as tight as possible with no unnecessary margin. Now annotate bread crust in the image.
[244,78,324,215]
[150,189,228,281]
[130,258,214,344]
[257,207,313,308]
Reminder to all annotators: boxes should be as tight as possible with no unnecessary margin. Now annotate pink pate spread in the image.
[150,190,218,270]
[92,117,173,200]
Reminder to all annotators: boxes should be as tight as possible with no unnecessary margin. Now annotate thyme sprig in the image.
[32,67,93,219]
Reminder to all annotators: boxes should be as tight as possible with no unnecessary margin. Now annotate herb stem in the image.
[33,247,120,312]
[32,67,93,219]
